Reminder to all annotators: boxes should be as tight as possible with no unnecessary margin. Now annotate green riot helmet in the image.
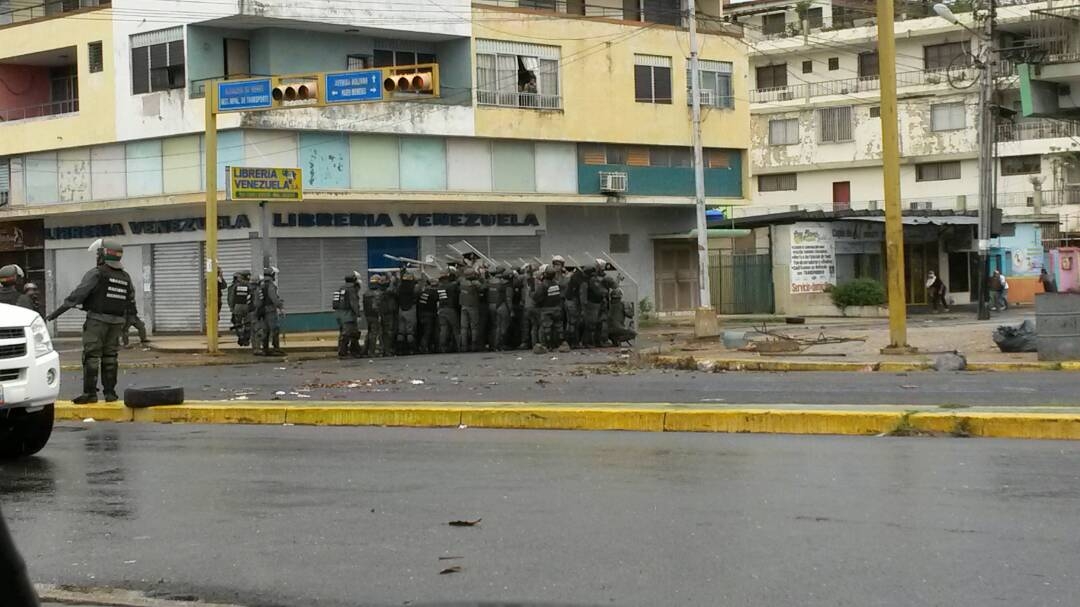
[0,264,17,286]
[101,239,124,269]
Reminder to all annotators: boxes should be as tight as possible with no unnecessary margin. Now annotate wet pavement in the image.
[4,424,1080,607]
[55,348,1080,406]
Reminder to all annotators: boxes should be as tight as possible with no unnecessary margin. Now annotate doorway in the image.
[224,38,251,77]
[654,241,698,312]
[832,181,851,211]
[904,242,938,304]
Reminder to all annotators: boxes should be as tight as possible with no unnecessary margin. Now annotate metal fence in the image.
[708,251,774,315]
[0,99,79,122]
[997,119,1080,142]
[751,67,978,103]
[0,0,107,24]
[477,90,561,110]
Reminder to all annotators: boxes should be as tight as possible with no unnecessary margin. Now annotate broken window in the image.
[477,40,560,109]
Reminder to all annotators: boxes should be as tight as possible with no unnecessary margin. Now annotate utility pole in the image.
[975,0,997,321]
[204,85,220,354]
[876,0,912,352]
[688,0,718,337]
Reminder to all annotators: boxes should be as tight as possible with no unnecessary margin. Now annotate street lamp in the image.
[933,1,996,321]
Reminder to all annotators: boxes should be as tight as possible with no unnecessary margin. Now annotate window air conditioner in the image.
[600,171,628,193]
[688,90,715,106]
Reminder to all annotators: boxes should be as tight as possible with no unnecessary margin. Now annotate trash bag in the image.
[992,319,1038,353]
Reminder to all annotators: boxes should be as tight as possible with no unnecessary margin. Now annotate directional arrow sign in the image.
[324,70,384,104]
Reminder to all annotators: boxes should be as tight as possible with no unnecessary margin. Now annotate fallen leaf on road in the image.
[439,566,462,575]
[448,519,481,527]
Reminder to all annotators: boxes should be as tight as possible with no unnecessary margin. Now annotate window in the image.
[687,60,733,108]
[649,147,692,167]
[807,7,823,28]
[88,41,103,73]
[634,55,672,104]
[706,150,732,169]
[869,106,880,117]
[858,52,879,79]
[374,49,437,68]
[609,234,630,254]
[763,12,786,35]
[769,118,799,145]
[476,40,560,109]
[930,102,965,131]
[1001,155,1041,176]
[131,27,185,94]
[520,0,557,10]
[828,57,839,71]
[755,64,787,90]
[758,173,797,192]
[916,161,961,181]
[0,158,8,207]
[924,41,970,71]
[347,54,369,70]
[802,60,813,74]
[818,106,853,143]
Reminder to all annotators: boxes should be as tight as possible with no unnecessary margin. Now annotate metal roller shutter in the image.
[213,240,253,329]
[276,238,324,313]
[153,242,202,332]
[488,236,541,264]
[319,238,366,302]
[53,248,91,334]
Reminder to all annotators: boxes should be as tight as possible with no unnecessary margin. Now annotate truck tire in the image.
[0,404,54,459]
[123,386,184,409]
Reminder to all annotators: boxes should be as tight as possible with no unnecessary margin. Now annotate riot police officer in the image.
[436,270,460,354]
[332,273,361,358]
[582,259,608,347]
[485,266,513,351]
[417,276,439,354]
[251,267,285,356]
[0,265,21,305]
[516,263,539,350]
[458,267,483,352]
[532,264,567,354]
[396,271,419,355]
[362,274,383,357]
[15,282,41,314]
[231,271,253,347]
[46,239,135,403]
[378,273,399,356]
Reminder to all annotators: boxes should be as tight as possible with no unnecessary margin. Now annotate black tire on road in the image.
[124,386,185,408]
[0,404,55,459]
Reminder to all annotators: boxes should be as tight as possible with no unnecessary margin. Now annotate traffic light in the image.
[272,79,319,104]
[382,70,435,94]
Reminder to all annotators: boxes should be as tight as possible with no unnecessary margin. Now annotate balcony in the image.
[750,67,978,103]
[0,0,108,26]
[477,90,561,110]
[0,48,79,124]
[998,119,1080,142]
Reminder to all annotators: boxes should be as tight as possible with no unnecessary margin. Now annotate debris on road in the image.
[448,517,480,526]
[439,566,463,575]
[993,320,1038,353]
[933,352,967,372]
[438,556,464,561]
[410,379,425,385]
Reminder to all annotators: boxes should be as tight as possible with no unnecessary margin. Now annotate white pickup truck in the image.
[0,302,59,458]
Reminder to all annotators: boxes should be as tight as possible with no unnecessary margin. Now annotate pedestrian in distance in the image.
[46,239,135,404]
[926,270,949,313]
[988,270,1008,311]
[15,282,42,315]
[1039,268,1057,293]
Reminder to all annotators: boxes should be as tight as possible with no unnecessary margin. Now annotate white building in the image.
[720,0,1075,310]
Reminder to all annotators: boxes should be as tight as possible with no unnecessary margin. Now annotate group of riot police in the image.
[326,254,637,359]
[0,264,41,313]
[226,268,286,356]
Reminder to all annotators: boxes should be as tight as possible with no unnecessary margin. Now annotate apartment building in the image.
[0,0,750,332]
[720,0,1069,312]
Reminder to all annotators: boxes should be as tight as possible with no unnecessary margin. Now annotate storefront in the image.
[42,202,695,334]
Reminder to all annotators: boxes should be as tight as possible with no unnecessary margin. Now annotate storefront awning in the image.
[652,228,752,240]
[850,216,979,226]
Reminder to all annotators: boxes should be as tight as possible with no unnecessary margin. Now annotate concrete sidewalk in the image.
[56,399,1080,440]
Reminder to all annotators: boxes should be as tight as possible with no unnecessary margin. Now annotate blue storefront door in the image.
[367,237,419,278]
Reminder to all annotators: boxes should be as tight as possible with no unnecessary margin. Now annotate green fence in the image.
[709,252,774,314]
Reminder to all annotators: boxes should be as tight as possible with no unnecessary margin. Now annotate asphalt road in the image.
[58,349,1080,405]
[5,424,1080,607]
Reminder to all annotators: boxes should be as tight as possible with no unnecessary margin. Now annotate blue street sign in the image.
[325,70,384,104]
[217,79,273,112]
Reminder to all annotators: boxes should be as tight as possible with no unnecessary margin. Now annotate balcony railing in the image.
[477,90,561,110]
[0,99,79,122]
[0,0,108,25]
[998,119,1080,142]
[750,67,978,103]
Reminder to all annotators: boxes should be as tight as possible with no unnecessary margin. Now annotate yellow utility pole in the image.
[205,83,220,354]
[875,0,913,353]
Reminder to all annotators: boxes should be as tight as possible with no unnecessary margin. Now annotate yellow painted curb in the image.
[55,402,131,422]
[286,406,462,427]
[664,409,899,435]
[653,354,1078,373]
[461,407,667,432]
[51,401,1080,440]
[131,405,288,425]
[966,361,1062,372]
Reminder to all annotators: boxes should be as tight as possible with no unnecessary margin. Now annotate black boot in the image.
[74,357,100,404]
[101,357,119,402]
